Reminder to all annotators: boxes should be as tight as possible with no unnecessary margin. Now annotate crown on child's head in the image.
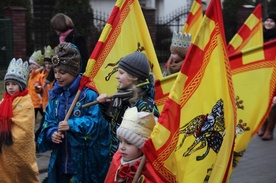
[170,32,192,59]
[44,45,54,60]
[116,107,156,149]
[4,58,29,91]
[29,50,44,66]
[171,31,192,49]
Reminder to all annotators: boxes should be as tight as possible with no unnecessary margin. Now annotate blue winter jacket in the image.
[37,75,110,183]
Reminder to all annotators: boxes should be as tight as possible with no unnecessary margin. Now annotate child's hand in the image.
[58,120,70,131]
[97,94,110,103]
[52,131,63,144]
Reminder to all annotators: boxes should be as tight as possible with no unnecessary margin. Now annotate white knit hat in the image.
[116,107,156,149]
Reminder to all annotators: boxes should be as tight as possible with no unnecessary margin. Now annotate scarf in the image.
[0,89,28,152]
[59,29,73,43]
[116,157,142,183]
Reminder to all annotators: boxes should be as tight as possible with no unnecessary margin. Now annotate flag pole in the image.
[132,155,146,183]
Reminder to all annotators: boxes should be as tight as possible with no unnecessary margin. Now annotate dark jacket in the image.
[46,29,89,83]
[65,29,89,72]
[263,29,276,42]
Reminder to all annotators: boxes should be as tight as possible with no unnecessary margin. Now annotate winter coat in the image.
[100,74,160,158]
[35,68,54,111]
[0,94,39,183]
[37,75,110,183]
[65,29,89,73]
[104,151,163,183]
[28,68,43,108]
[263,28,276,42]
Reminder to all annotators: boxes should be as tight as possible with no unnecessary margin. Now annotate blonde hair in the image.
[51,13,74,32]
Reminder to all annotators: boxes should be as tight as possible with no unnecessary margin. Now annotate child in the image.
[104,107,162,182]
[34,45,55,140]
[0,58,39,182]
[28,50,44,119]
[37,42,110,183]
[163,32,191,76]
[97,51,159,158]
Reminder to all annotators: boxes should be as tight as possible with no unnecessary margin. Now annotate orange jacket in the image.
[28,68,43,108]
[35,68,54,111]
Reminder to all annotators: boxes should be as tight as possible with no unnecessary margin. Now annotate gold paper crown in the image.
[44,45,54,59]
[120,107,155,138]
[5,58,29,86]
[171,31,192,49]
[30,50,44,66]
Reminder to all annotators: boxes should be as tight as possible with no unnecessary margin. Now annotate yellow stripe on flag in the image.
[227,4,263,55]
[84,0,162,95]
[144,0,236,182]
[230,40,276,167]
[182,0,203,41]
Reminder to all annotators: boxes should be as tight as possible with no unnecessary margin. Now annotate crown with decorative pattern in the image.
[29,50,44,66]
[4,58,30,91]
[44,45,54,62]
[116,107,156,149]
[170,31,192,58]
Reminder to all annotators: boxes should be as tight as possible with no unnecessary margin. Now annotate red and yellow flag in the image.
[155,0,203,112]
[83,0,162,95]
[227,4,263,55]
[230,40,276,167]
[155,73,177,112]
[144,0,236,182]
[182,0,203,41]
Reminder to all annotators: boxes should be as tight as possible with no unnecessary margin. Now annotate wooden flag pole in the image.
[132,155,146,183]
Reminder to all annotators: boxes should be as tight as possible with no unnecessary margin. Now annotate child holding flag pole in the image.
[37,42,110,183]
[96,51,160,159]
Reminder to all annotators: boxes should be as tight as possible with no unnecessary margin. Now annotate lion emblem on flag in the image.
[175,99,225,161]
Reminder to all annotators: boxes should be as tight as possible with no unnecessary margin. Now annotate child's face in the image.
[29,63,40,71]
[169,52,184,74]
[6,81,20,96]
[53,67,76,88]
[44,61,53,72]
[118,136,143,162]
[116,68,138,89]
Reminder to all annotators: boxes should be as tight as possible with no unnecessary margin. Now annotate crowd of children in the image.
[3,43,159,182]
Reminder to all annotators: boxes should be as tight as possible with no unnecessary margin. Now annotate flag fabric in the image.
[230,40,276,167]
[83,0,162,95]
[155,73,177,112]
[182,0,203,41]
[227,4,263,55]
[144,0,236,182]
[156,0,203,112]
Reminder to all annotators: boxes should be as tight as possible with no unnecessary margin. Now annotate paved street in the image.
[230,132,276,183]
[36,130,276,183]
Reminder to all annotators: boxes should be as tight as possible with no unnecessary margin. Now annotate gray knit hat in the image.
[118,51,150,81]
[4,58,30,91]
[116,107,156,149]
[52,42,80,76]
